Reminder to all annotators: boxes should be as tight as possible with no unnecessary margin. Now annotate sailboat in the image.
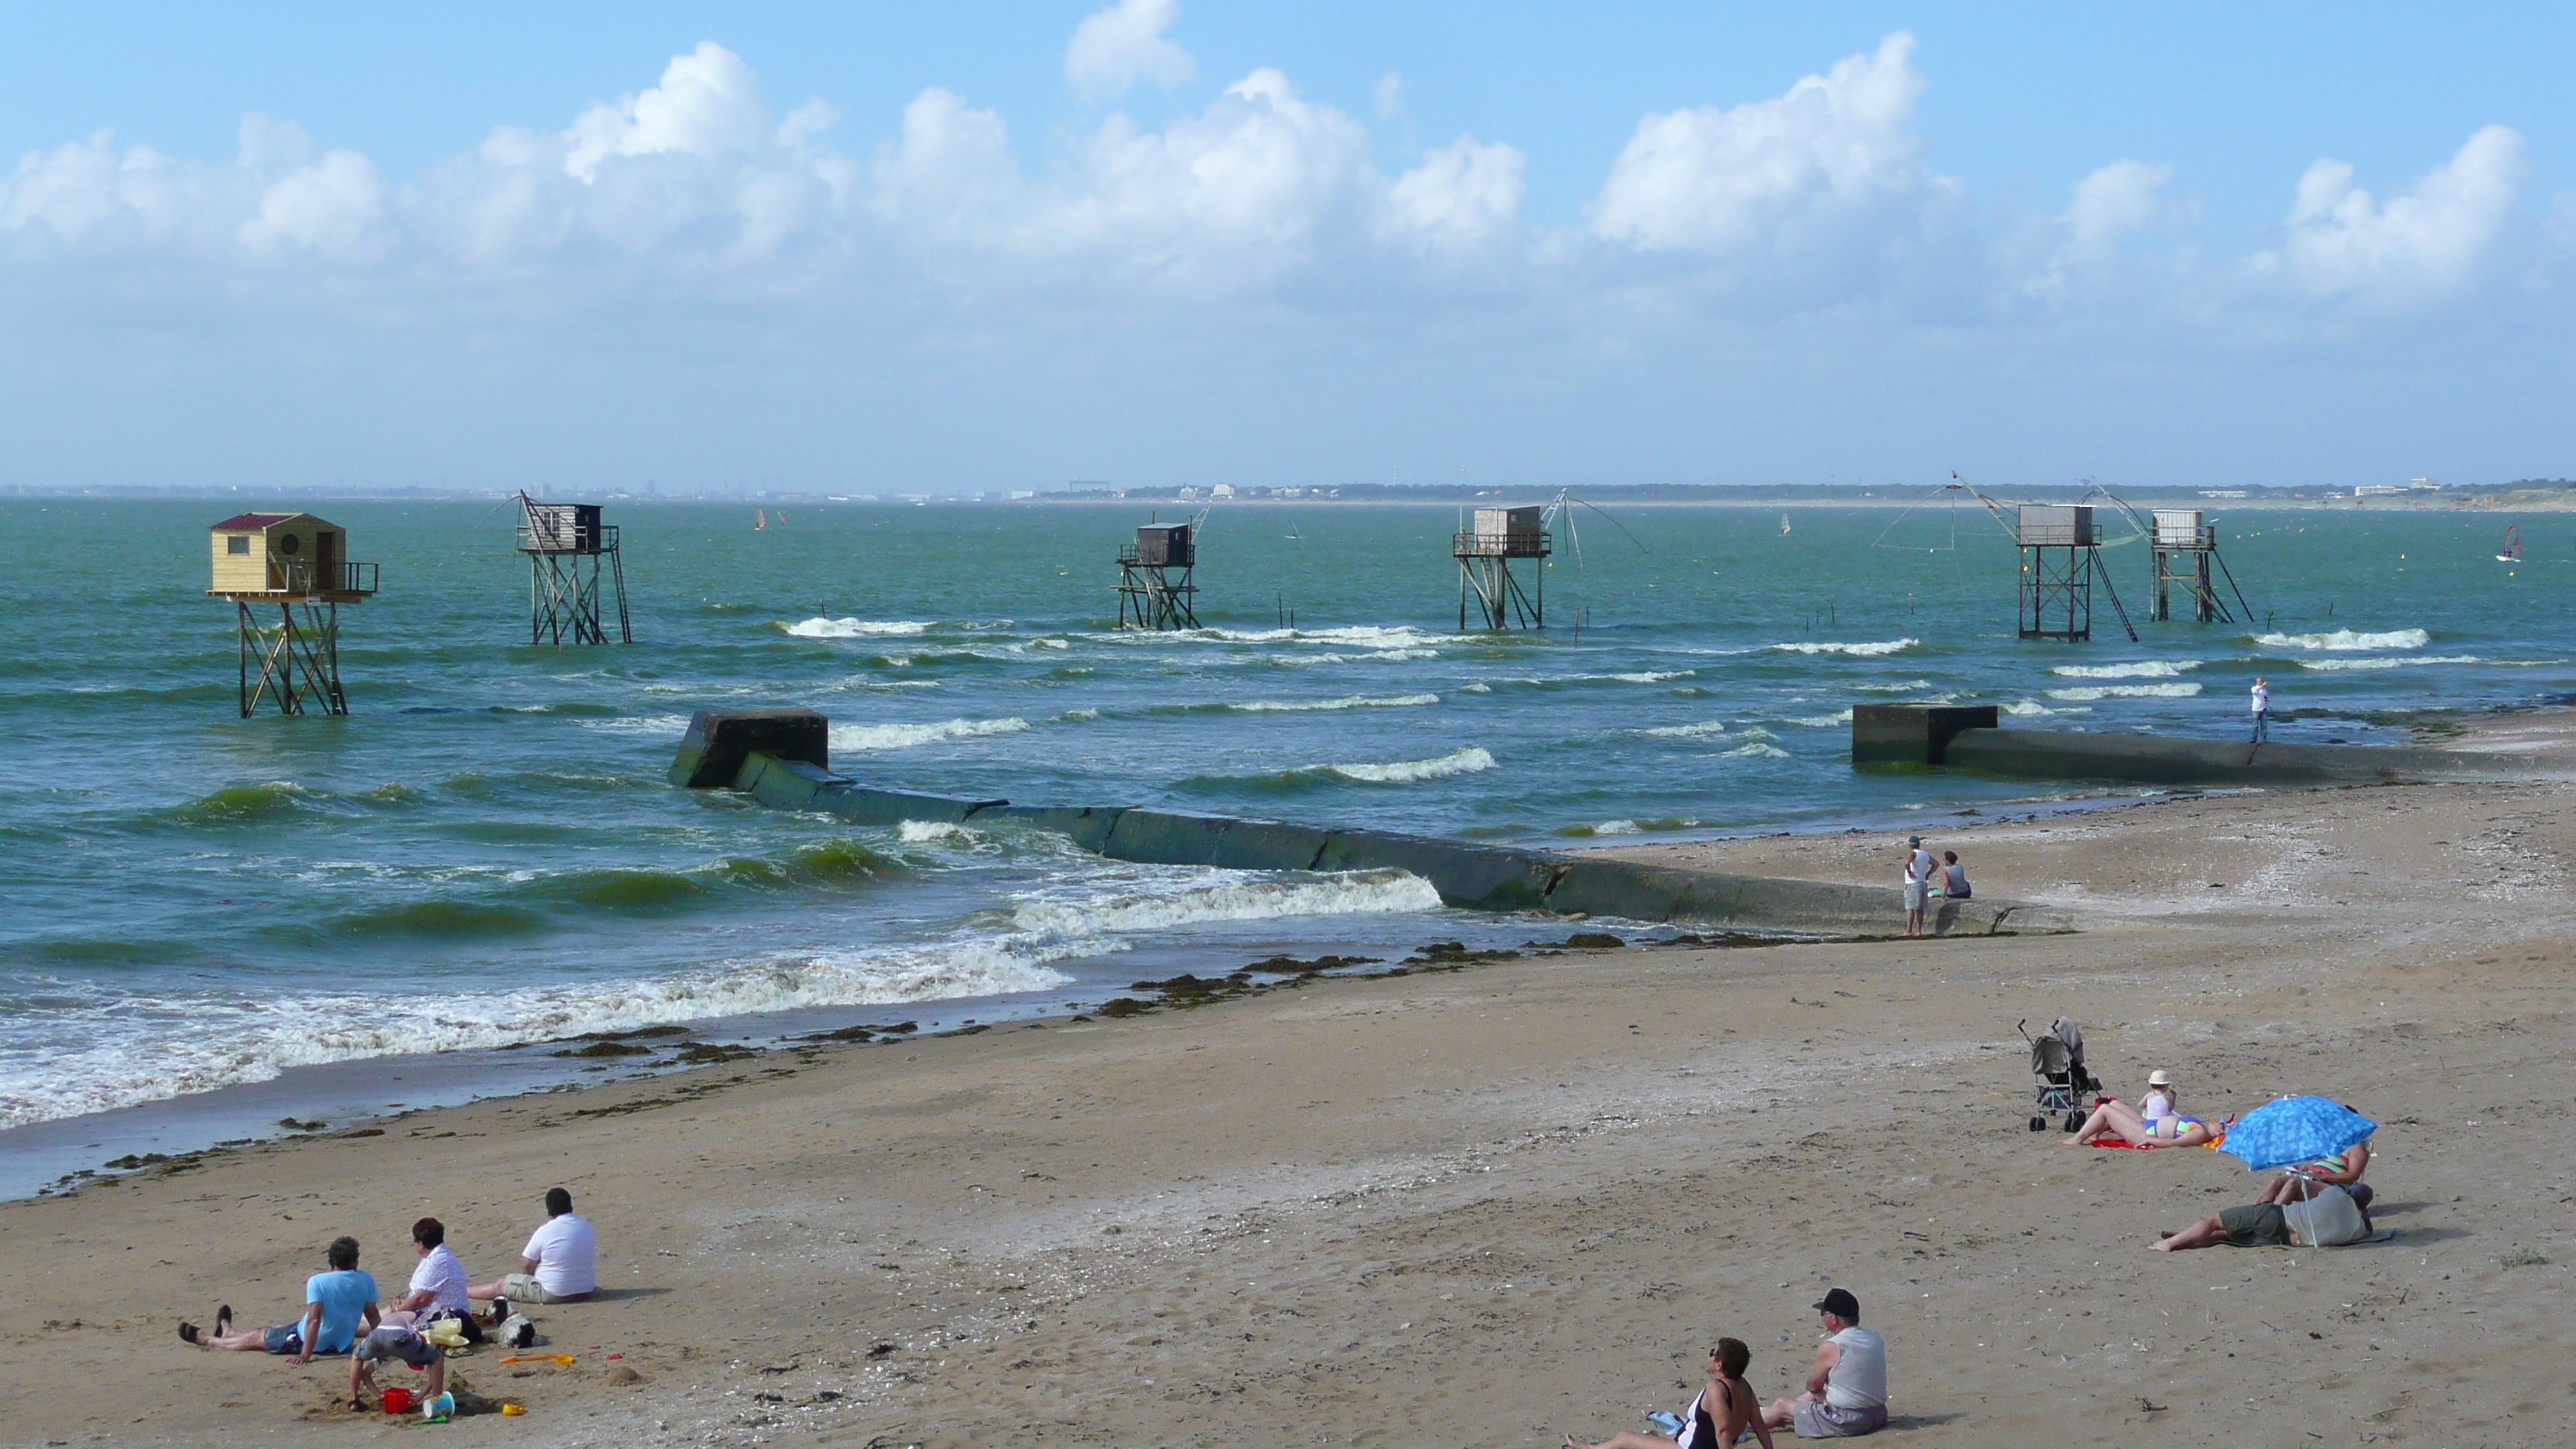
[1780,513,1792,536]
[755,509,767,530]
[2498,524,2519,563]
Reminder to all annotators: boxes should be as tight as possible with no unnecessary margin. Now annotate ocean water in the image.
[0,498,2564,1169]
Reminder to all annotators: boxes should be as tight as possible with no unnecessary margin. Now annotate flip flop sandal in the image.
[179,1323,202,1345]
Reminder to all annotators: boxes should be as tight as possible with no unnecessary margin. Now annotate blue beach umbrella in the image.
[2218,1095,2376,1173]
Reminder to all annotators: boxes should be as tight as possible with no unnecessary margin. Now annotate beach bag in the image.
[498,1313,543,1348]
[2283,1184,2369,1246]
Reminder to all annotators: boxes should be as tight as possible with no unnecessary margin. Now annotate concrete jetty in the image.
[670,708,2072,937]
[1852,703,2565,786]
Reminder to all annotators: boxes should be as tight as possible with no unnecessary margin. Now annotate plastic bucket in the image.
[381,1386,415,1414]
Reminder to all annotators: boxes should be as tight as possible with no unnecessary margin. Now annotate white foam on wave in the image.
[1270,648,1440,666]
[1235,693,1440,713]
[786,617,936,638]
[1324,747,1495,783]
[830,717,1031,750]
[0,860,1461,1130]
[1608,670,1694,683]
[1783,709,1855,727]
[2005,699,2089,716]
[1643,720,1728,738]
[1009,868,1440,938]
[2255,628,2430,651]
[1768,638,1918,656]
[2050,660,2198,679]
[2045,682,2204,701]
[2297,654,2481,672]
[1719,741,1793,759]
[1852,679,1936,693]
[0,936,1078,1131]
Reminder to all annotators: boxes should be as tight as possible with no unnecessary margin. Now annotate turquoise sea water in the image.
[0,497,2564,1169]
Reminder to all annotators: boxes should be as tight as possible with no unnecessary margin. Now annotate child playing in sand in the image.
[1565,1337,1773,1449]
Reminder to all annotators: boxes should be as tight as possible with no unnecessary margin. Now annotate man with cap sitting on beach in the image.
[1764,1288,1887,1438]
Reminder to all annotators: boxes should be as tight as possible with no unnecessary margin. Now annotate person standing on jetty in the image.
[1765,1288,1887,1437]
[2249,676,2272,743]
[1901,838,1935,937]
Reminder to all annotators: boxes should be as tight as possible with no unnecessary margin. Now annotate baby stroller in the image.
[2019,1017,2100,1132]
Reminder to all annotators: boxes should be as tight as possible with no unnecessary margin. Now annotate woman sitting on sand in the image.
[2062,1070,2219,1148]
[1566,1338,1774,1449]
[2253,1133,2371,1209]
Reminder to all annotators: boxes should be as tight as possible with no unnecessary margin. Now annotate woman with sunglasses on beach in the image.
[1566,1337,1774,1449]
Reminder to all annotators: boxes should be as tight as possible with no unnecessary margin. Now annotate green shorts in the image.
[2218,1202,2289,1247]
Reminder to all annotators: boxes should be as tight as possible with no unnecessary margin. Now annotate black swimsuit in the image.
[1680,1384,1728,1448]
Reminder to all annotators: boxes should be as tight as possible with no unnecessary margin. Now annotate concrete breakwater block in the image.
[670,707,831,788]
[673,710,2073,935]
[1852,703,2001,766]
[1313,831,1560,912]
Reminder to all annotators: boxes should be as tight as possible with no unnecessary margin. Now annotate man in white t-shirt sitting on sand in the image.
[1766,1288,1887,1437]
[467,1187,596,1309]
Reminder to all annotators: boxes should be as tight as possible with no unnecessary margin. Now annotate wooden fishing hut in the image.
[2015,504,2133,642]
[515,494,632,644]
[207,512,377,715]
[2146,509,2249,624]
[1454,505,1549,629]
[1116,522,1200,629]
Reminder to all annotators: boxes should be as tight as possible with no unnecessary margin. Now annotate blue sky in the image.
[2,3,2571,492]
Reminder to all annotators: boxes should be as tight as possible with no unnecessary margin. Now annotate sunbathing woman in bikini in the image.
[1566,1337,1774,1449]
[2062,1071,2219,1148]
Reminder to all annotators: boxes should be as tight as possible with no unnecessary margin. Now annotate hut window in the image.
[279,533,300,555]
[227,536,250,555]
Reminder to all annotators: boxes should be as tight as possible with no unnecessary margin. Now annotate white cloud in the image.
[2257,125,2526,303]
[563,41,776,183]
[1065,0,1197,101]
[1587,33,1932,255]
[1386,135,1524,248]
[2065,159,2173,252]
[1374,72,1404,120]
[238,147,386,257]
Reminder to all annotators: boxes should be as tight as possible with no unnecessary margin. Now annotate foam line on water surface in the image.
[2050,660,2198,679]
[830,717,1032,750]
[1766,638,1918,656]
[783,618,936,638]
[2253,628,2430,651]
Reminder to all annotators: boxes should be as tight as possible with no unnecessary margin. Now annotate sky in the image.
[2,2,2571,494]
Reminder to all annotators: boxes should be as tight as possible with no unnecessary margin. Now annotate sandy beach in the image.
[6,714,2574,1448]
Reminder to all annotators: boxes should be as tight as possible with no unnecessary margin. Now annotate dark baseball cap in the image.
[1813,1287,1859,1319]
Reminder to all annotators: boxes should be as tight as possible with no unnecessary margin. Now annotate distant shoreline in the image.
[8,491,2571,511]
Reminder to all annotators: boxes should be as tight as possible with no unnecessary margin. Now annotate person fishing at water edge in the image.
[2249,676,2271,743]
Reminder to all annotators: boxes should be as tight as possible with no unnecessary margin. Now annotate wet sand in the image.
[5,714,2574,1447]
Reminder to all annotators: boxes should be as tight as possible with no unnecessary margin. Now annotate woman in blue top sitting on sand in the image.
[2062,1069,2220,1148]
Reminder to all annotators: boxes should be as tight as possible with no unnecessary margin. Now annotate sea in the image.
[0,497,2563,1191]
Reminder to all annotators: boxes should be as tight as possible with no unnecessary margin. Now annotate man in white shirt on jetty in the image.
[2250,676,2272,743]
[467,1187,597,1310]
[1766,1287,1888,1437]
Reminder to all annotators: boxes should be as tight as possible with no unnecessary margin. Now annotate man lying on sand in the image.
[348,1309,444,1411]
[1564,1336,1774,1449]
[2152,1185,2373,1252]
[466,1187,597,1309]
[1763,1289,1887,1438]
[2061,1070,2219,1148]
[178,1234,377,1365]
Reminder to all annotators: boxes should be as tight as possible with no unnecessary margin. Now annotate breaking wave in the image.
[1233,693,1440,713]
[2296,654,2481,672]
[1325,747,1495,783]
[1767,639,1917,656]
[2255,628,2430,651]
[2050,660,2198,679]
[830,717,1032,750]
[1642,720,1728,738]
[785,618,936,638]
[2044,682,2205,701]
